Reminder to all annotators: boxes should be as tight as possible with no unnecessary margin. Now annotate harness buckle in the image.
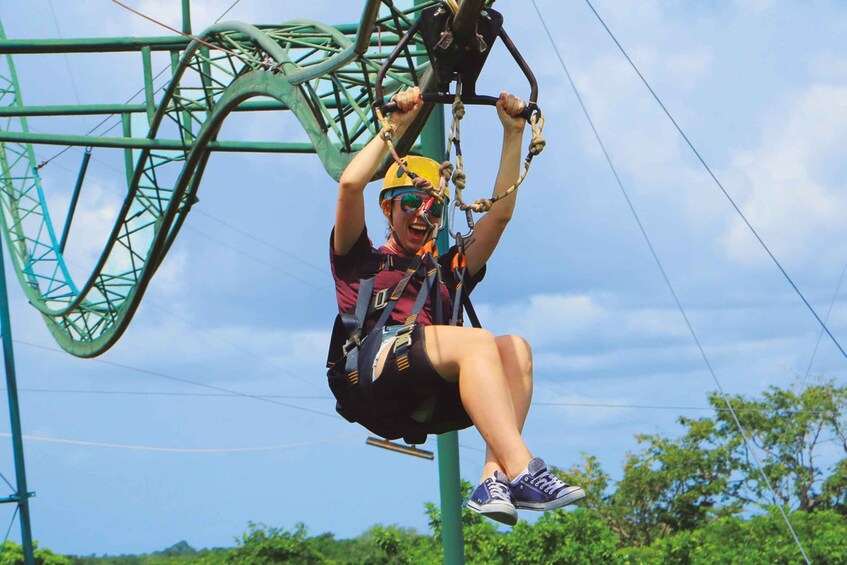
[373,288,390,310]
[343,333,362,353]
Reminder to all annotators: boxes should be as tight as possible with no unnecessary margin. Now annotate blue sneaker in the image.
[509,457,585,511]
[466,471,518,526]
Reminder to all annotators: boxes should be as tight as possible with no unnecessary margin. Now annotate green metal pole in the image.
[414,0,463,558]
[419,75,466,565]
[181,0,192,35]
[0,233,35,565]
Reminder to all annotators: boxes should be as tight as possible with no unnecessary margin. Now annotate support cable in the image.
[582,0,847,362]
[0,506,19,556]
[37,0,257,170]
[14,339,336,419]
[529,1,811,562]
[34,66,171,170]
[4,387,329,400]
[0,472,14,493]
[47,0,89,130]
[0,431,359,454]
[110,0,253,66]
[802,260,847,385]
[4,385,837,417]
[215,0,244,24]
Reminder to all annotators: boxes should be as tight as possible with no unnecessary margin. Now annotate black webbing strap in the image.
[371,253,426,331]
[339,250,432,380]
[392,255,440,366]
[342,275,376,383]
[449,243,484,329]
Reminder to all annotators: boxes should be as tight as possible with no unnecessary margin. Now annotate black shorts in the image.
[357,323,472,434]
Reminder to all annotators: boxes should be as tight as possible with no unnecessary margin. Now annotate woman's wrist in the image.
[502,126,524,138]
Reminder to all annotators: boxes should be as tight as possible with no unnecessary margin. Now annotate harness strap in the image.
[393,256,440,367]
[342,275,376,385]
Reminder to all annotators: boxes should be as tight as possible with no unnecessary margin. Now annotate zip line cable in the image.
[4,386,329,400]
[14,339,336,419]
[529,1,810,562]
[582,0,847,363]
[192,209,327,276]
[215,0,244,24]
[802,260,847,385]
[35,66,171,169]
[0,431,360,454]
[30,222,328,392]
[0,507,18,555]
[0,471,14,493]
[47,0,88,131]
[18,145,333,394]
[110,0,253,66]
[7,383,837,416]
[38,0,248,169]
[37,138,331,291]
[182,223,333,296]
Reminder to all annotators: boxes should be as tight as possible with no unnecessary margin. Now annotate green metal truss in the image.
[0,1,436,357]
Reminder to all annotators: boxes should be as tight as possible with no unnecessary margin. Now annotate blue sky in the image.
[2,0,847,556]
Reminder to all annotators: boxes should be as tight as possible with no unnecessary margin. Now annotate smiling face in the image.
[382,191,442,256]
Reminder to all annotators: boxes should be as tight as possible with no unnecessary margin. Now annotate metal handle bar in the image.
[373,15,541,122]
[381,93,537,121]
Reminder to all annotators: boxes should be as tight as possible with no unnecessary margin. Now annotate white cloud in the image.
[722,84,847,266]
[51,177,123,281]
[477,292,688,350]
[809,52,847,82]
[665,49,714,91]
[732,0,774,16]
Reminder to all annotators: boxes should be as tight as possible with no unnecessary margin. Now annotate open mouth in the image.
[408,223,429,241]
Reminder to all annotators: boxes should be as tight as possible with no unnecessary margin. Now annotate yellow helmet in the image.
[380,156,450,202]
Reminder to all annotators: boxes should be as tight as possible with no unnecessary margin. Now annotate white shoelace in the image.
[531,471,567,494]
[487,478,512,501]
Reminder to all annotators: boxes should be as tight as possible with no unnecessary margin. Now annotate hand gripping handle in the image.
[373,21,540,122]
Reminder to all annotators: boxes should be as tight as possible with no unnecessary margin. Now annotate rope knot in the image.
[380,122,396,141]
[412,176,442,201]
[452,169,467,190]
[529,135,546,155]
[452,98,466,120]
[470,198,493,213]
[439,161,454,180]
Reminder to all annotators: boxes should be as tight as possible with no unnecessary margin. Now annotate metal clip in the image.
[343,334,361,353]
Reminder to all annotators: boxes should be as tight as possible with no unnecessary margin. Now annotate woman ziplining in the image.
[326,85,585,526]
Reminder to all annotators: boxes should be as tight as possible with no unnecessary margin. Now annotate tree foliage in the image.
[48,378,847,564]
[2,541,71,565]
[703,378,847,513]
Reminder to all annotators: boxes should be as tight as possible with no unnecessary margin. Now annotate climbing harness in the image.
[326,238,479,445]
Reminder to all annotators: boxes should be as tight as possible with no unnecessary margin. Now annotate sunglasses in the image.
[398,192,444,218]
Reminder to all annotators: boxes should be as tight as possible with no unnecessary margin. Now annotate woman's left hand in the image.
[496,92,527,133]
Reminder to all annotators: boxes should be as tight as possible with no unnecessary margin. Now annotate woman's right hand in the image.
[388,86,423,130]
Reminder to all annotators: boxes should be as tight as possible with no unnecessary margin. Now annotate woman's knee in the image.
[424,326,500,375]
[496,335,533,378]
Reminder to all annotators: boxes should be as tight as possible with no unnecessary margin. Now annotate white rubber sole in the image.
[467,499,518,526]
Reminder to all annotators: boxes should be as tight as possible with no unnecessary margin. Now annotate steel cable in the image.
[529,1,811,561]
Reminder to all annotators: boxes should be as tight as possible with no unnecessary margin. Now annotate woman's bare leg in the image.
[423,325,532,480]
[480,335,533,480]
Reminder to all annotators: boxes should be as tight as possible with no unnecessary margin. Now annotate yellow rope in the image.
[377,83,546,221]
[457,109,545,213]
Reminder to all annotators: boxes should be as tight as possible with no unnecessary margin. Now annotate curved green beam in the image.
[0,3,435,357]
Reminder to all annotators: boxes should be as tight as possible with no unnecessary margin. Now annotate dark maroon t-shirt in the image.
[330,227,485,329]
